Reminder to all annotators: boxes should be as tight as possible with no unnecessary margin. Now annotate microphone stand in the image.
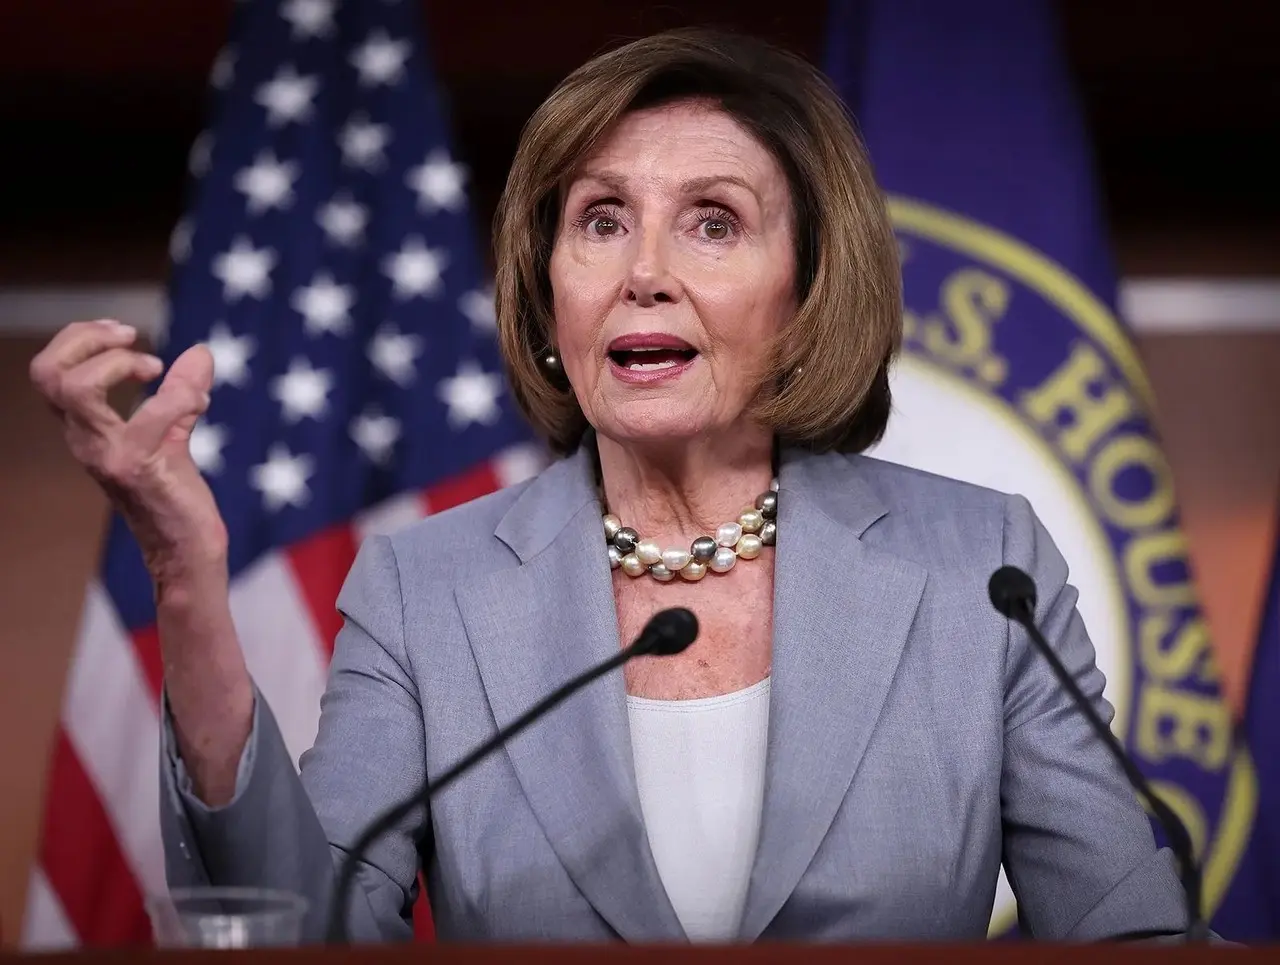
[324,607,697,943]
[992,567,1207,942]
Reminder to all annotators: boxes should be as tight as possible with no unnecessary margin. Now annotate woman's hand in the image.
[33,319,254,802]
[28,319,226,575]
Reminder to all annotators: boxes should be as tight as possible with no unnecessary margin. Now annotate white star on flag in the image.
[340,114,391,170]
[249,443,315,511]
[407,150,467,212]
[189,420,230,475]
[270,357,334,423]
[189,131,214,178]
[210,48,236,89]
[368,324,423,387]
[234,151,299,214]
[317,194,368,247]
[458,287,496,332]
[438,361,504,429]
[255,65,319,127]
[350,409,402,466]
[350,30,410,86]
[281,0,335,39]
[206,322,256,387]
[170,218,193,264]
[382,237,447,299]
[292,272,355,336]
[212,237,277,301]
[153,304,171,354]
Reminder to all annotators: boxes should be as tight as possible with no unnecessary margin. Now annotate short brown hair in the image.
[493,27,901,456]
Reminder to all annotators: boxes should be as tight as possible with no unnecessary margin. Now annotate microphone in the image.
[325,606,700,943]
[988,566,1207,943]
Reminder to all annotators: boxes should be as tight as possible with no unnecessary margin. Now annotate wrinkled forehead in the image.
[560,100,786,202]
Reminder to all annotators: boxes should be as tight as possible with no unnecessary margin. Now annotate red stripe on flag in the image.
[413,873,435,942]
[286,524,359,660]
[129,623,165,704]
[424,462,502,514]
[40,729,151,947]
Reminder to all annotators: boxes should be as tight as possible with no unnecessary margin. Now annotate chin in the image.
[601,424,709,449]
[594,407,713,448]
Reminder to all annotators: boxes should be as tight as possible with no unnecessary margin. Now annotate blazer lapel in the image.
[454,446,687,943]
[738,451,928,941]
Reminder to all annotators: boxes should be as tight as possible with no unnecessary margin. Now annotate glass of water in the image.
[145,887,308,948]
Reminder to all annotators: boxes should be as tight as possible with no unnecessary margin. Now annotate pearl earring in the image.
[543,351,562,372]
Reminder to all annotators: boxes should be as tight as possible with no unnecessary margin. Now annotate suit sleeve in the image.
[998,493,1189,940]
[158,533,428,944]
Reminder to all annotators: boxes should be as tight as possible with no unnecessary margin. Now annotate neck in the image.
[595,428,775,545]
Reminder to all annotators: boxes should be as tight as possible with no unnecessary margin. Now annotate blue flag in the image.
[26,0,537,947]
[823,0,1271,940]
[1255,529,1280,915]
[1229,525,1280,937]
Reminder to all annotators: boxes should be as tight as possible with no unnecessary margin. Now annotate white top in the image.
[626,677,771,942]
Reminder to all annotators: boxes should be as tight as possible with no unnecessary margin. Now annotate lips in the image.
[607,333,699,373]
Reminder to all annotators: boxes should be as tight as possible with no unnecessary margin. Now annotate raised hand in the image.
[29,319,227,574]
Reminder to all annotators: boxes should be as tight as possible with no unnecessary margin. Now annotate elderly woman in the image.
[31,29,1187,945]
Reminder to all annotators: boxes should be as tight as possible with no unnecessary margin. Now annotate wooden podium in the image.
[2,944,1277,963]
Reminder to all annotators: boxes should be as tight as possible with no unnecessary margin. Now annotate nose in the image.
[623,224,680,308]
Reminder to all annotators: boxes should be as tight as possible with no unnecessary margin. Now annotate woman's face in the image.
[549,99,797,449]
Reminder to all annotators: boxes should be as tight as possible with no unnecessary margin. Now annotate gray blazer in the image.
[159,441,1189,943]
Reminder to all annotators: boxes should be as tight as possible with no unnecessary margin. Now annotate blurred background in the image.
[0,0,1278,945]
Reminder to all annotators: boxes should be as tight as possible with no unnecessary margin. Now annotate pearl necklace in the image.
[602,481,778,582]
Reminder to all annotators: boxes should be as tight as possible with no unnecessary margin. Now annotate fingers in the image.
[127,343,215,452]
[126,359,213,455]
[165,343,216,398]
[57,348,165,431]
[29,319,142,403]
[31,325,219,481]
[30,320,159,433]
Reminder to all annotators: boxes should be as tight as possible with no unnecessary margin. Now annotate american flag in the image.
[23,0,541,947]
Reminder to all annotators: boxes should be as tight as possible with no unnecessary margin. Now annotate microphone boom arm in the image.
[325,607,697,943]
[1002,591,1207,943]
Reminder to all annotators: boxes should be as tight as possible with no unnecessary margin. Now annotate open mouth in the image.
[607,334,699,373]
[608,347,699,371]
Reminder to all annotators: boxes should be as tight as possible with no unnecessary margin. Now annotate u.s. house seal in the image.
[868,196,1258,937]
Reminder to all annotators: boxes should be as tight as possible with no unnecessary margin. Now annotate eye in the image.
[589,215,621,237]
[572,201,626,238]
[694,205,741,241]
[701,218,731,240]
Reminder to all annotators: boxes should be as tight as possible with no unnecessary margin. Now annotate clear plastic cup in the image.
[145,887,309,948]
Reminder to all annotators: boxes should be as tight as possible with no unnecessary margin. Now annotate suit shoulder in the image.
[849,451,1013,516]
[373,475,535,579]
[837,452,1020,570]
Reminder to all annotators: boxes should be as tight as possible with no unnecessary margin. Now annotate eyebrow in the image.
[572,171,760,202]
[679,174,757,199]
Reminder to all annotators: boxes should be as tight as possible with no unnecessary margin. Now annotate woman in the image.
[30,28,1187,944]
